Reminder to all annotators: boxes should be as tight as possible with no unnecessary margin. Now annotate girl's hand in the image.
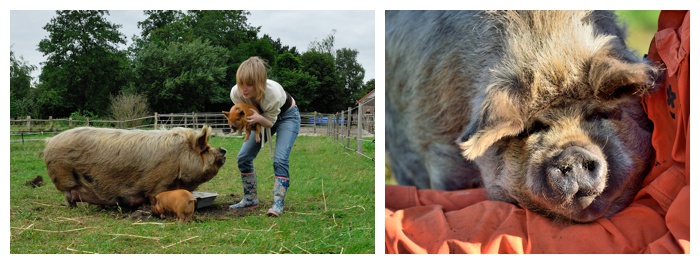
[246,109,272,128]
[246,109,263,125]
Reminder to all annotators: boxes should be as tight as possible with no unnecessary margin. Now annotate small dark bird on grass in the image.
[24,175,45,188]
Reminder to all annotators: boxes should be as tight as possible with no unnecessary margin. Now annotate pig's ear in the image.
[194,125,212,153]
[457,91,525,160]
[590,56,660,98]
[222,111,230,121]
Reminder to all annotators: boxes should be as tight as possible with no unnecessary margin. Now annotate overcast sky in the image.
[9,10,375,83]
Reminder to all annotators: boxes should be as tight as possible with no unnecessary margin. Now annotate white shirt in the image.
[230,79,287,125]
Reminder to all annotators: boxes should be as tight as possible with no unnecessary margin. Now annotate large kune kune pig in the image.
[385,10,659,223]
[41,125,226,208]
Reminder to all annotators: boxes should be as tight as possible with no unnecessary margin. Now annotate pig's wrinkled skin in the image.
[42,125,226,208]
[385,10,658,223]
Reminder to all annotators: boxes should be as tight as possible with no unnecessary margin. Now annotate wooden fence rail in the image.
[9,111,375,160]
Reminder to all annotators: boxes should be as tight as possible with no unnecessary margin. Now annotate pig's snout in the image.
[218,147,227,156]
[546,146,607,208]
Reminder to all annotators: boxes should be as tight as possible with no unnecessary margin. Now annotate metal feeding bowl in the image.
[192,191,218,209]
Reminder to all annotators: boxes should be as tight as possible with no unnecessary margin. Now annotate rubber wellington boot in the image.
[267,176,290,217]
[229,172,259,209]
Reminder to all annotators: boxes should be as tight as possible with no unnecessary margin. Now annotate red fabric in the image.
[385,10,690,254]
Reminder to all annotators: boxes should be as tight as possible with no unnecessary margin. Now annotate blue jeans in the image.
[237,106,300,178]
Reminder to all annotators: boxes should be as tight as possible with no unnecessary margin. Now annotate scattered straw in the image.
[66,247,96,254]
[338,205,366,211]
[295,244,312,254]
[131,222,165,226]
[11,226,94,233]
[31,201,56,207]
[14,223,34,236]
[322,179,328,211]
[330,213,338,228]
[55,216,84,225]
[229,223,277,232]
[107,233,162,240]
[240,233,251,247]
[280,244,293,253]
[162,236,199,249]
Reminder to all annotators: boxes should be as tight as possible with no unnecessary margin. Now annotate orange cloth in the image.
[385,10,690,254]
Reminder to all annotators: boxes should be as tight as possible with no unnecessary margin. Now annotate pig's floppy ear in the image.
[222,111,231,121]
[194,125,212,153]
[590,56,660,99]
[457,91,525,160]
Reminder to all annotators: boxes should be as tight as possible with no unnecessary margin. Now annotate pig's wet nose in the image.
[219,147,227,155]
[547,146,607,203]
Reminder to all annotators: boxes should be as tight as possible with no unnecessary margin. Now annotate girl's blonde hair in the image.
[236,56,268,102]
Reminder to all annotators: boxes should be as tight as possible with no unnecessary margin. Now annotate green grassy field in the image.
[9,133,375,254]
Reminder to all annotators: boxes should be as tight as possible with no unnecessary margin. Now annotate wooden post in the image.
[68,117,73,127]
[357,104,363,154]
[346,107,352,148]
[193,112,197,128]
[26,116,31,131]
[86,117,90,127]
[335,111,345,142]
[154,112,159,129]
[49,116,53,130]
[313,111,317,134]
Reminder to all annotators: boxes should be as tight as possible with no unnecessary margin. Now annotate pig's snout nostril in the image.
[219,147,227,155]
[552,146,604,179]
[546,145,607,203]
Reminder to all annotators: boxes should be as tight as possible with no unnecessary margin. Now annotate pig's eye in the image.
[587,109,622,120]
[517,120,550,138]
[200,146,210,155]
[528,120,550,134]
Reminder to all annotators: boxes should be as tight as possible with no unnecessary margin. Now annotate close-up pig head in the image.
[456,12,659,223]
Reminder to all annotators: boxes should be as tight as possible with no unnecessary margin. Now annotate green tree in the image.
[308,29,336,57]
[335,48,366,105]
[186,10,261,87]
[36,10,129,118]
[301,50,342,113]
[270,52,320,111]
[138,10,187,43]
[358,79,375,103]
[133,10,266,110]
[263,34,299,57]
[10,50,37,119]
[132,38,229,113]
